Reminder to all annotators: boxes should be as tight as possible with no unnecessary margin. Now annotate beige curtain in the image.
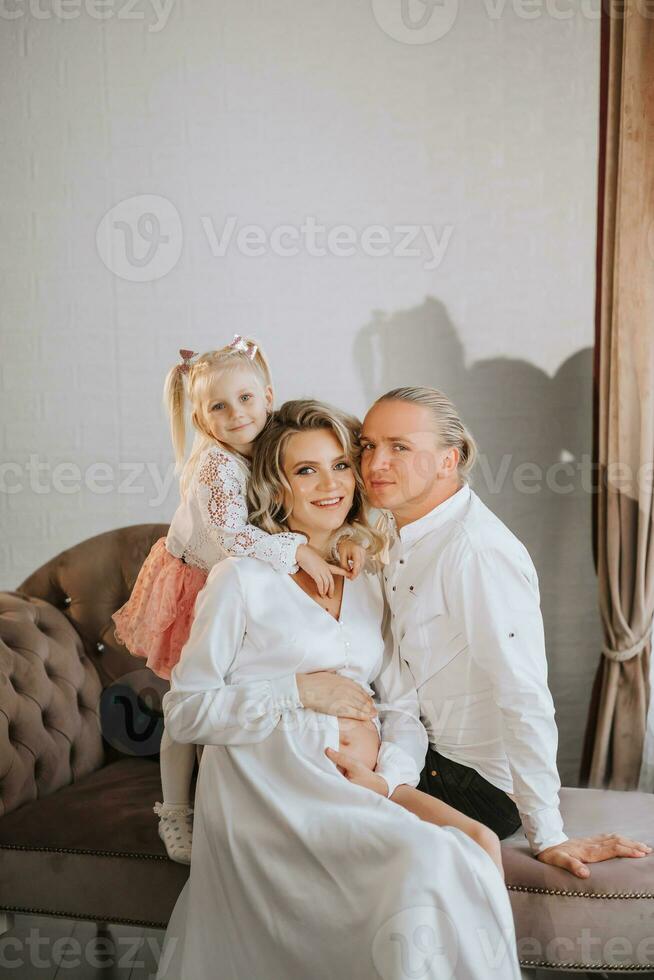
[582,0,654,790]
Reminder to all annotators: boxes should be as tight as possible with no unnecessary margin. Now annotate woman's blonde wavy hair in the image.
[163,337,273,498]
[248,400,386,562]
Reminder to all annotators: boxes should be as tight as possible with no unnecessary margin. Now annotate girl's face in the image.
[281,429,356,541]
[194,364,273,455]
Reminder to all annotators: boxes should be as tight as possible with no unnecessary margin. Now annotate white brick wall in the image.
[0,0,601,782]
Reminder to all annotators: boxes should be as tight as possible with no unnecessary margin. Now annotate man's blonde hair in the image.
[375,386,477,482]
[248,399,386,560]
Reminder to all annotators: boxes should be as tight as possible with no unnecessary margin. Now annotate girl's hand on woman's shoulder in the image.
[296,543,350,597]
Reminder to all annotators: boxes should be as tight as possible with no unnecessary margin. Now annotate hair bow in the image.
[178,349,198,374]
[228,335,258,361]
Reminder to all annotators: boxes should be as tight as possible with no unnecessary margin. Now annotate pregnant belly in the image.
[337,716,381,771]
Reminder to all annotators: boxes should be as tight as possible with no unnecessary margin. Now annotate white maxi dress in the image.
[156,556,520,980]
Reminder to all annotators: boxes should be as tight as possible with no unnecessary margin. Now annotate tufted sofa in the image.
[0,524,189,929]
[1,526,654,973]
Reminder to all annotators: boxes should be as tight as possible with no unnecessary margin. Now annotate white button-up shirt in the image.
[383,483,568,854]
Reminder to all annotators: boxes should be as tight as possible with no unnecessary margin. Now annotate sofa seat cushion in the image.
[0,757,189,928]
[502,787,654,972]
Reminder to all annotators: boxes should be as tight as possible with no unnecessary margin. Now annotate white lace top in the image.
[165,444,307,575]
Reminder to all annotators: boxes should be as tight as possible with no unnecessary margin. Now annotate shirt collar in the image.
[388,483,472,554]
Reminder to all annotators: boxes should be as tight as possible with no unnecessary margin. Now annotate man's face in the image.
[360,400,451,513]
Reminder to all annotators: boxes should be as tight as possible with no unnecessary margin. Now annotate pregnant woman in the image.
[156,400,520,980]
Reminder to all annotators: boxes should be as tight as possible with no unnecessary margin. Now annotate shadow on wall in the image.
[354,296,600,786]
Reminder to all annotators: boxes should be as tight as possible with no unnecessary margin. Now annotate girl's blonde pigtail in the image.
[163,363,188,472]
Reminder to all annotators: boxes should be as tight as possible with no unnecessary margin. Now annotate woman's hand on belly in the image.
[296,670,377,721]
[337,716,380,772]
[325,740,389,798]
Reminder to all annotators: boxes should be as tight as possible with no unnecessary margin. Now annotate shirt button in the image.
[431,769,438,777]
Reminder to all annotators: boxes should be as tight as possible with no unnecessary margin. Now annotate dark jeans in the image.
[417,746,522,840]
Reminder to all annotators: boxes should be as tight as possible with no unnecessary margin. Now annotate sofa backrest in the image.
[0,524,168,818]
[18,523,169,688]
[0,592,105,817]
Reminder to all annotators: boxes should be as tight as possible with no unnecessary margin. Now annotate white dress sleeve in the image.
[163,560,303,745]
[195,448,307,573]
[371,580,429,797]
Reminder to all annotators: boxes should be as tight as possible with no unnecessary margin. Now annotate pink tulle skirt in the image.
[112,537,208,680]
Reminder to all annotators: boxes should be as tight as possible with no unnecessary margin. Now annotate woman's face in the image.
[281,429,356,539]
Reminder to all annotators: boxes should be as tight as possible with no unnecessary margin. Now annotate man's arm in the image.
[370,589,429,798]
[450,546,567,854]
[449,546,651,876]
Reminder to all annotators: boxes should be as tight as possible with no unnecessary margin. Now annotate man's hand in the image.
[336,538,366,579]
[297,670,377,721]
[325,747,388,796]
[537,834,652,878]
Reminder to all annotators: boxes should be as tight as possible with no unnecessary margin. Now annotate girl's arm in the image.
[196,448,307,573]
[163,559,302,746]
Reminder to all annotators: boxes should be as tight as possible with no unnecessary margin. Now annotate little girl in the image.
[113,336,361,863]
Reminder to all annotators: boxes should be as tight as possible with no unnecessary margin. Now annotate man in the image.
[333,385,650,878]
